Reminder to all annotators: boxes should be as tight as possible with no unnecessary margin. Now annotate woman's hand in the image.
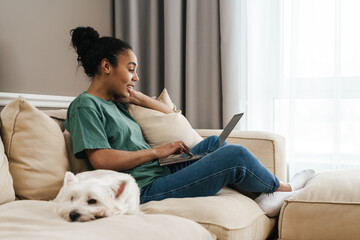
[112,89,138,104]
[154,141,193,159]
[112,90,174,114]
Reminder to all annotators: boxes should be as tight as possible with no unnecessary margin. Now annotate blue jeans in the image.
[140,135,280,204]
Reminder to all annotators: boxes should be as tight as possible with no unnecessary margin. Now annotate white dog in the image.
[54,169,141,222]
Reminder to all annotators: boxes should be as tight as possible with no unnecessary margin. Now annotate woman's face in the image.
[108,49,139,98]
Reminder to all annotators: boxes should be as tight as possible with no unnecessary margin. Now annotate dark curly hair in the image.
[70,26,132,77]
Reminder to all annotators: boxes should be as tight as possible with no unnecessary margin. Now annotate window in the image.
[275,0,360,176]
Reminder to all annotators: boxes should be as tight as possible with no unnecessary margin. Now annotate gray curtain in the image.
[114,0,243,129]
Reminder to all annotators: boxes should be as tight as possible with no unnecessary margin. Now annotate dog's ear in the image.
[64,171,77,186]
[115,182,127,198]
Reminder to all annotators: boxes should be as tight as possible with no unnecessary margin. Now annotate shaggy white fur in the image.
[54,170,141,222]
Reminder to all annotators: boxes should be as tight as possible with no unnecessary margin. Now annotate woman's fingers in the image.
[174,141,193,157]
[155,141,193,159]
[181,142,193,157]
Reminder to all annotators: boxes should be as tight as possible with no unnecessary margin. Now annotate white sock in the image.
[254,169,315,217]
[288,169,316,191]
[254,191,298,217]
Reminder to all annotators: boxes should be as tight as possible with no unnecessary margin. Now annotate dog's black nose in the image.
[69,210,80,222]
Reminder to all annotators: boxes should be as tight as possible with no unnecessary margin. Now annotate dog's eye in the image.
[71,196,74,201]
[87,199,97,205]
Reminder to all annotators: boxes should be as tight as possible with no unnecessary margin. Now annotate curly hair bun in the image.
[70,26,132,78]
[70,26,99,60]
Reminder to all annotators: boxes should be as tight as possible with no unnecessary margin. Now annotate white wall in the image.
[0,0,112,97]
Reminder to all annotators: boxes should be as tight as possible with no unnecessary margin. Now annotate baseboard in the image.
[0,92,75,108]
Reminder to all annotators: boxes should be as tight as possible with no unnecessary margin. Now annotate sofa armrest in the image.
[195,129,286,182]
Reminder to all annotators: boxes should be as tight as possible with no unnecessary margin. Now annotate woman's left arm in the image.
[114,90,174,114]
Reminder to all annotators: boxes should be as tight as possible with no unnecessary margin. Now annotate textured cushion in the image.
[42,109,67,132]
[42,109,91,174]
[127,89,203,149]
[0,97,69,200]
[63,129,92,174]
[0,200,215,240]
[141,187,276,240]
[0,131,15,204]
[279,169,360,240]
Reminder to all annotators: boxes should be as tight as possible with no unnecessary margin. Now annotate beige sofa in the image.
[2,96,360,240]
[0,96,288,240]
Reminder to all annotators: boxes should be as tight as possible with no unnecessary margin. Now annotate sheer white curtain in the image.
[243,0,360,178]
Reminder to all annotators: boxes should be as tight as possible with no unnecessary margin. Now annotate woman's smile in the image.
[127,84,134,93]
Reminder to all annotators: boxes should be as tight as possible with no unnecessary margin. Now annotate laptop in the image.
[159,113,244,166]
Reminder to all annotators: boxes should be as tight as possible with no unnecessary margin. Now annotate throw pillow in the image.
[42,109,68,132]
[0,97,69,200]
[127,89,203,149]
[63,129,93,174]
[0,128,15,204]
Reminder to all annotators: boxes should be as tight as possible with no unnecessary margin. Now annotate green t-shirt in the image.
[65,91,170,189]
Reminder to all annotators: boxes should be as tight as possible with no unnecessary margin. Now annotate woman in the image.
[65,26,315,217]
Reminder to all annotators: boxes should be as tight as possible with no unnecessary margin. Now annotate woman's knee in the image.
[205,135,221,152]
[222,144,250,156]
[220,145,253,166]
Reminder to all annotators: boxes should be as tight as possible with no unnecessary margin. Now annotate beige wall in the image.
[0,0,112,97]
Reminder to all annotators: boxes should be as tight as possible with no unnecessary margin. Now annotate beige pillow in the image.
[63,129,92,174]
[0,97,69,200]
[0,130,15,204]
[127,89,203,149]
[42,109,67,132]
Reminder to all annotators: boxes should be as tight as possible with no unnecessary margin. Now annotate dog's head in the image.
[54,171,128,222]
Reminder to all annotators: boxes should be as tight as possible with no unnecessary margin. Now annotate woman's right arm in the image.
[112,90,174,114]
[85,141,192,171]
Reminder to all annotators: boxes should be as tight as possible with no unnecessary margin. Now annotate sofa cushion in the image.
[42,109,67,132]
[0,130,15,204]
[279,169,360,240]
[127,88,203,149]
[41,109,92,174]
[0,97,69,200]
[63,129,92,174]
[0,200,215,240]
[141,187,276,240]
